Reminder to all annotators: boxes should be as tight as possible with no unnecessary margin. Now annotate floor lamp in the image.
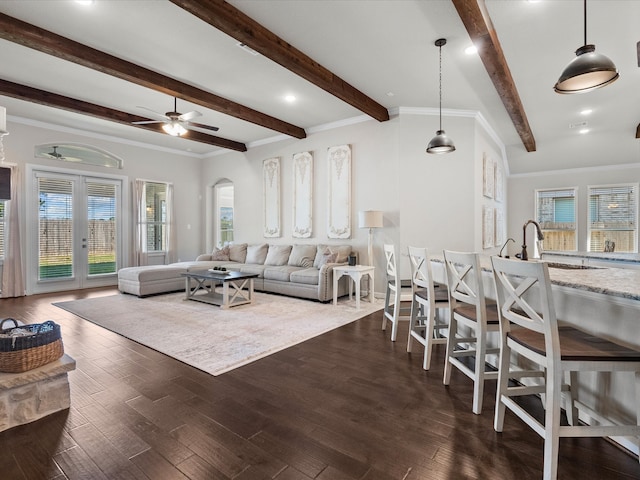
[358,210,383,266]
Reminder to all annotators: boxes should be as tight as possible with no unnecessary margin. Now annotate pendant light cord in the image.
[438,43,442,131]
[583,0,587,45]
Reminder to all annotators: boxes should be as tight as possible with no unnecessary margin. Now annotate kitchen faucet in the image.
[498,237,515,258]
[518,220,544,261]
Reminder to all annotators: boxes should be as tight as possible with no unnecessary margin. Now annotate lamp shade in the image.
[554,44,619,94]
[358,210,383,229]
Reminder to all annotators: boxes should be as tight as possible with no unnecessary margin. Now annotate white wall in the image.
[3,109,507,295]
[4,120,204,268]
[508,164,640,254]
[202,111,504,293]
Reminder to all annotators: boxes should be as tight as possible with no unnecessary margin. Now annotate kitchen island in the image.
[431,254,640,456]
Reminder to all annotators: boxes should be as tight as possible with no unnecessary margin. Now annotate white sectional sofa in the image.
[117,243,356,302]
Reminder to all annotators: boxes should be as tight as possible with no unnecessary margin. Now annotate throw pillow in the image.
[313,244,329,268]
[313,244,351,267]
[330,245,352,264]
[211,246,230,261]
[228,243,248,263]
[317,251,338,268]
[264,244,293,266]
[245,243,268,264]
[288,244,317,268]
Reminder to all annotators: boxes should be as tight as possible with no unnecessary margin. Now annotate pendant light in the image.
[427,38,455,154]
[554,0,618,94]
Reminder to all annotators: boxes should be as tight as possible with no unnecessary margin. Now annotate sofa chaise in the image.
[117,243,356,302]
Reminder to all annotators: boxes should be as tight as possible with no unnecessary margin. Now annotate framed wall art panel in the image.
[482,153,494,199]
[482,205,495,249]
[263,157,281,238]
[293,151,313,238]
[327,144,351,239]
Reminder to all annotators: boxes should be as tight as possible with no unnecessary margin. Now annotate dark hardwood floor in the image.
[0,287,638,479]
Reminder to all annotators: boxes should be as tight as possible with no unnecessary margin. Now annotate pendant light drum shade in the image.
[427,38,455,154]
[554,0,619,94]
[554,44,619,94]
[427,130,456,153]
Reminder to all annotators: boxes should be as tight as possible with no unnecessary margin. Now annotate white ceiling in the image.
[0,0,638,174]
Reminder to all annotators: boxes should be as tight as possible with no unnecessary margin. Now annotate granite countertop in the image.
[432,254,640,302]
[542,251,640,265]
[544,265,640,301]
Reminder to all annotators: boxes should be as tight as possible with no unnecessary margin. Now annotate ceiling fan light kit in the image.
[427,38,455,154]
[554,0,619,94]
[162,122,187,136]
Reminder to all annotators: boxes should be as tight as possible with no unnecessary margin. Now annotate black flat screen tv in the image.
[0,167,10,200]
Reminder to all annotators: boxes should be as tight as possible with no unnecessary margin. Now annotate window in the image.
[214,182,234,246]
[35,143,124,169]
[588,184,637,253]
[0,200,5,260]
[142,182,168,252]
[536,188,577,251]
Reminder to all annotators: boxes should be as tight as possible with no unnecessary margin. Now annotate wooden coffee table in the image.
[182,270,259,309]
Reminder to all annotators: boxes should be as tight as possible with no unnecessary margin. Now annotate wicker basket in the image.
[0,318,64,373]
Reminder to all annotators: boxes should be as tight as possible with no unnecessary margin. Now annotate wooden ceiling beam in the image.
[0,12,305,140]
[452,0,536,152]
[0,79,247,152]
[170,0,390,123]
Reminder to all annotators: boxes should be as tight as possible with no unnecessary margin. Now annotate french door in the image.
[28,168,124,294]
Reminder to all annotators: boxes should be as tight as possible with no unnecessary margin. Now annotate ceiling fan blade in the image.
[132,120,163,125]
[187,121,220,132]
[136,106,170,121]
[178,110,202,122]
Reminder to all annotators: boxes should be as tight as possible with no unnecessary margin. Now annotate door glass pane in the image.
[38,177,73,279]
[87,182,117,275]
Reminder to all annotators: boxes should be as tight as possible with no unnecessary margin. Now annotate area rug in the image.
[54,292,381,376]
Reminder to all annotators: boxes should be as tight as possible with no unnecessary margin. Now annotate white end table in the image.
[333,265,375,309]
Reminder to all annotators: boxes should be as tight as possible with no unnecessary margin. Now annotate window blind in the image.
[87,182,117,275]
[38,177,73,279]
[536,188,577,251]
[588,185,637,252]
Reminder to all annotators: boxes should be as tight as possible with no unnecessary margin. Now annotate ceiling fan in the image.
[45,146,65,159]
[133,97,220,136]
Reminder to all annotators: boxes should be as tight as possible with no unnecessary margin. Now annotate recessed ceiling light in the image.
[236,42,259,56]
[580,109,593,115]
[284,94,296,103]
[569,121,587,129]
[386,92,395,97]
[579,128,590,134]
[75,0,95,5]
[465,45,478,55]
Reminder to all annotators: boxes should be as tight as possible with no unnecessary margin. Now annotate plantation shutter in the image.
[0,202,5,259]
[87,182,117,275]
[38,177,73,279]
[144,182,167,252]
